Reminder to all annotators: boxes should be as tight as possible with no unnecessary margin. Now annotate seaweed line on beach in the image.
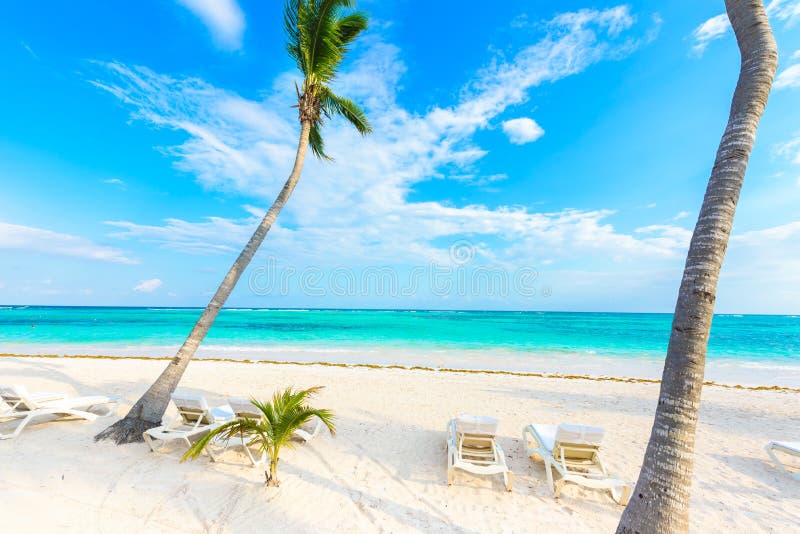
[2,352,797,394]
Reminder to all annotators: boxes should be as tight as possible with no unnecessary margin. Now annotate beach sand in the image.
[1,355,798,533]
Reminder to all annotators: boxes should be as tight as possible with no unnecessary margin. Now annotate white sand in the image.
[1,355,798,533]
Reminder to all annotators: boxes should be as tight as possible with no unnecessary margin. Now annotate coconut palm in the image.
[96,0,371,444]
[616,1,777,532]
[182,386,335,486]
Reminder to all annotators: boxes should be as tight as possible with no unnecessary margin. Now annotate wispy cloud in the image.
[93,6,674,270]
[176,0,245,50]
[106,216,255,255]
[20,41,39,61]
[768,0,800,25]
[502,118,545,144]
[133,278,163,293]
[690,14,730,57]
[690,1,800,57]
[775,135,800,164]
[673,211,691,221]
[0,222,136,264]
[775,64,800,89]
[102,178,127,189]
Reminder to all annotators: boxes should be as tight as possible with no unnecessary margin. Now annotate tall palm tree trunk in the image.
[96,121,312,444]
[617,1,776,532]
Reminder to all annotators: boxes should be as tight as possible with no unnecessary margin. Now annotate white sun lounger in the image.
[522,423,631,504]
[765,441,800,480]
[218,397,324,466]
[143,393,234,459]
[0,384,118,440]
[447,414,513,491]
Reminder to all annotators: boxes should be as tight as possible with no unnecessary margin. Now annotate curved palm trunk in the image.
[96,121,312,444]
[617,1,776,532]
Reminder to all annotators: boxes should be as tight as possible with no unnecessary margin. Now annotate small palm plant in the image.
[182,386,335,487]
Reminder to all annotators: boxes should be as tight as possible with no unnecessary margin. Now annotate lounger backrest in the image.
[554,424,605,460]
[228,397,263,421]
[0,384,36,411]
[455,414,498,436]
[171,393,213,424]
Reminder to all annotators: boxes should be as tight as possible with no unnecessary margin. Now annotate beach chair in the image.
[218,397,268,466]
[143,393,234,459]
[0,384,118,440]
[765,441,800,480]
[447,414,513,491]
[522,423,631,504]
[217,397,325,466]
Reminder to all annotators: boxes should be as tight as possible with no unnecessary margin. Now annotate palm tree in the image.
[182,387,335,486]
[616,1,777,532]
[96,0,372,444]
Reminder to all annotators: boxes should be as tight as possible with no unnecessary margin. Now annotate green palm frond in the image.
[182,387,334,485]
[181,418,256,461]
[321,89,372,135]
[309,121,331,160]
[334,12,368,52]
[284,0,371,160]
[305,0,347,83]
[284,0,304,73]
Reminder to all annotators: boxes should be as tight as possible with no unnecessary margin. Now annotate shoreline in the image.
[3,352,798,394]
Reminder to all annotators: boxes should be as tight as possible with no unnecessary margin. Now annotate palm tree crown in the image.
[285,0,372,159]
[183,386,335,486]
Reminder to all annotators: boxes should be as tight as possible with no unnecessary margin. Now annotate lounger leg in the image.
[0,413,35,440]
[612,484,633,505]
[553,479,564,498]
[143,432,159,452]
[244,442,266,467]
[545,459,556,496]
[447,445,455,485]
[766,444,800,480]
[0,408,95,440]
[504,470,514,492]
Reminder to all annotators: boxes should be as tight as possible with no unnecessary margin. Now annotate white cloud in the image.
[176,0,245,50]
[106,215,255,255]
[767,0,800,25]
[133,278,163,293]
[775,135,800,164]
[690,14,730,56]
[502,118,545,144]
[102,178,127,189]
[775,64,800,89]
[690,1,800,56]
[793,49,800,60]
[0,222,136,264]
[673,211,691,220]
[93,7,676,271]
[20,41,39,61]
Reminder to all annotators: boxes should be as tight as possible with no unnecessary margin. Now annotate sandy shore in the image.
[1,355,798,533]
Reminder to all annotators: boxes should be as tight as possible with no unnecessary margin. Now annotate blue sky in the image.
[1,0,799,313]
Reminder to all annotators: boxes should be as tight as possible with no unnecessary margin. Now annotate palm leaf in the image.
[284,0,304,73]
[181,387,334,485]
[309,121,331,160]
[284,0,371,159]
[321,89,372,134]
[334,12,368,52]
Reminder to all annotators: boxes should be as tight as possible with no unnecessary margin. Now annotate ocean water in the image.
[1,306,799,386]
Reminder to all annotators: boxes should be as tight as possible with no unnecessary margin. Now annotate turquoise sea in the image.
[1,307,799,386]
